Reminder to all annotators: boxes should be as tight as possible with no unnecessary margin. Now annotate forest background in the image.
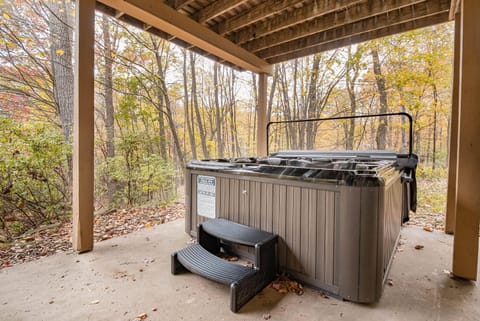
[0,0,452,241]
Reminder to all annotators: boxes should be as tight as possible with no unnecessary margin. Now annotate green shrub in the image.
[0,118,70,230]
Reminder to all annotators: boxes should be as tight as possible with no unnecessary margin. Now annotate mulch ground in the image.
[0,202,184,269]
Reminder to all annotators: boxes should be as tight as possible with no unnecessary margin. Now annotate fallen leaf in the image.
[414,245,424,250]
[387,279,394,286]
[272,282,282,291]
[423,227,433,232]
[151,307,158,312]
[56,49,65,56]
[136,313,147,319]
[3,12,10,20]
[278,288,288,294]
[90,300,100,305]
[1,262,11,268]
[144,222,152,228]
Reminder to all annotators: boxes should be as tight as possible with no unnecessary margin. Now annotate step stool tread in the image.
[201,218,275,247]
[176,244,256,285]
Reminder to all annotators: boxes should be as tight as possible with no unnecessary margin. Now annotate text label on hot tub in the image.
[197,175,216,218]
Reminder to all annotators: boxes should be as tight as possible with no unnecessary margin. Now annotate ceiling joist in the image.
[244,0,431,53]
[233,0,365,45]
[97,0,452,72]
[255,0,450,60]
[267,11,450,63]
[217,0,303,35]
[97,0,273,74]
[195,0,249,25]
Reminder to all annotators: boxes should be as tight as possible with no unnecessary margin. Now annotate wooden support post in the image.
[73,0,95,252]
[445,13,461,234]
[256,73,268,156]
[452,0,480,280]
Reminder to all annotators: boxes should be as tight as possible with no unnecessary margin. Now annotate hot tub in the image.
[184,113,418,303]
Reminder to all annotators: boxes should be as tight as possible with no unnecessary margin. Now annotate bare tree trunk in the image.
[214,63,224,158]
[183,50,197,160]
[150,38,168,158]
[345,46,359,150]
[305,55,321,149]
[250,73,258,149]
[228,71,239,156]
[190,52,209,159]
[101,15,116,204]
[102,16,115,160]
[371,47,388,150]
[48,0,74,186]
[48,0,74,144]
[432,81,439,169]
[156,92,168,158]
[401,105,407,153]
[151,38,185,165]
[267,65,278,123]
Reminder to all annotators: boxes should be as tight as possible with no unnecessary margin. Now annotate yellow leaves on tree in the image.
[56,49,65,56]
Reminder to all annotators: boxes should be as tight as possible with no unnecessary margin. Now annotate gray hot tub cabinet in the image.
[185,164,404,303]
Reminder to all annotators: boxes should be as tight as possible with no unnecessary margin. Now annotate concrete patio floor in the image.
[0,219,478,321]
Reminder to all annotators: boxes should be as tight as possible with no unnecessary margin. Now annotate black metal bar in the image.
[266,112,414,156]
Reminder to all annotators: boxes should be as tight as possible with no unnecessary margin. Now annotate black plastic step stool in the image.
[171,218,278,312]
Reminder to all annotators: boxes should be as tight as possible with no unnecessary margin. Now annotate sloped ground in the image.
[409,171,448,232]
[1,172,448,270]
[0,219,478,321]
[0,202,184,268]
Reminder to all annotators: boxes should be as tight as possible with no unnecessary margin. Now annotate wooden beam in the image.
[217,0,303,35]
[170,0,195,10]
[258,0,450,61]
[97,0,272,75]
[452,0,480,281]
[266,11,449,63]
[234,0,365,45]
[244,0,434,53]
[257,73,268,156]
[73,0,95,252]
[449,0,461,20]
[115,11,124,19]
[445,13,461,234]
[196,0,248,25]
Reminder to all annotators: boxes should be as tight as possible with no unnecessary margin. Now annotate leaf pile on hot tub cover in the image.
[271,274,304,295]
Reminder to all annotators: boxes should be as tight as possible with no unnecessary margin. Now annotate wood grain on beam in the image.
[170,0,196,10]
[266,11,449,64]
[234,0,365,45]
[244,0,429,53]
[217,0,303,35]
[445,13,461,234]
[452,0,480,281]
[73,0,95,252]
[196,0,248,24]
[98,0,272,74]
[258,0,450,60]
[449,0,461,20]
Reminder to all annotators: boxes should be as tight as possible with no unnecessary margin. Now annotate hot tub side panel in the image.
[380,174,403,284]
[185,169,342,294]
[184,168,403,302]
[337,186,381,303]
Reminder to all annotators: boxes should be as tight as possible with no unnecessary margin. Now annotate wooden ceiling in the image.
[96,0,453,74]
